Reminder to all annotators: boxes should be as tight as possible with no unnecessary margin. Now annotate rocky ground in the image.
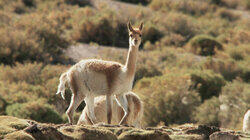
[1,116,249,140]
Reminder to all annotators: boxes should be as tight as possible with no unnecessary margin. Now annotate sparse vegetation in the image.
[0,0,249,132]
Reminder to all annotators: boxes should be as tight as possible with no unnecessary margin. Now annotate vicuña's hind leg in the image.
[116,94,129,125]
[66,72,85,124]
[66,93,85,124]
[85,96,98,124]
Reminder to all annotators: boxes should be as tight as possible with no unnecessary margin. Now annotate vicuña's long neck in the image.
[125,45,138,79]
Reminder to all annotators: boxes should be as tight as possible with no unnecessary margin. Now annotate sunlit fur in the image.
[243,110,250,132]
[56,21,143,125]
[77,92,143,128]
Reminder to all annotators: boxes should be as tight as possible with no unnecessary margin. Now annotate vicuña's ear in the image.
[139,22,144,31]
[127,21,133,32]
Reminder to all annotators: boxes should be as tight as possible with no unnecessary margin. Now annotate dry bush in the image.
[226,45,250,61]
[157,33,186,47]
[0,13,71,65]
[0,63,69,115]
[0,63,43,84]
[198,17,229,37]
[199,56,250,83]
[223,30,250,45]
[142,22,163,44]
[221,0,239,9]
[134,74,201,126]
[0,28,39,65]
[199,58,243,81]
[162,12,199,39]
[217,8,240,21]
[0,0,36,14]
[193,97,221,126]
[150,0,214,16]
[72,8,129,47]
[6,100,63,124]
[187,35,223,56]
[219,79,250,130]
[190,70,226,101]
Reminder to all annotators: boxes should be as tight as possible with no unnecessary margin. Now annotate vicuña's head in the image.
[127,21,143,47]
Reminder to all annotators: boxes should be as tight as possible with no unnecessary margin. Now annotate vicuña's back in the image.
[77,92,143,128]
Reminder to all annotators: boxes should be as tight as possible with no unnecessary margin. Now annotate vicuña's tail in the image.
[56,72,68,100]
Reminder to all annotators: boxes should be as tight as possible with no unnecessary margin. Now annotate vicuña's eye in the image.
[130,34,133,37]
[139,34,142,37]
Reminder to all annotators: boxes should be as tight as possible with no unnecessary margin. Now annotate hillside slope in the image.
[1,116,249,140]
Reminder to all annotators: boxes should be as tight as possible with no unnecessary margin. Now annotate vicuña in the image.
[77,91,143,127]
[56,21,143,124]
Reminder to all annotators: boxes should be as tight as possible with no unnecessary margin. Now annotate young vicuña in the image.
[77,91,143,128]
[56,21,143,124]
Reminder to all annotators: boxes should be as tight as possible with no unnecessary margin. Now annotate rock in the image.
[117,129,171,140]
[4,130,34,140]
[186,124,220,139]
[1,116,250,140]
[209,132,240,140]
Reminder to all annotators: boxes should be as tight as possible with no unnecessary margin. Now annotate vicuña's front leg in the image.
[106,94,113,124]
[85,96,97,124]
[116,94,129,125]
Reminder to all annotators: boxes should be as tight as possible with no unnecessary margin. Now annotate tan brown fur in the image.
[129,28,142,36]
[68,71,79,95]
[125,47,138,78]
[86,61,122,92]
[129,93,141,120]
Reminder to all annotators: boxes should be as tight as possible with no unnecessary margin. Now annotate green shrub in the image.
[72,10,124,47]
[64,0,90,7]
[209,0,222,5]
[141,22,163,44]
[0,96,7,115]
[22,0,36,7]
[219,79,250,130]
[0,81,44,104]
[245,0,250,9]
[239,63,250,83]
[134,63,162,84]
[6,101,63,124]
[113,0,151,5]
[190,70,226,101]
[193,97,221,126]
[187,35,223,56]
[135,74,201,126]
[199,58,242,81]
